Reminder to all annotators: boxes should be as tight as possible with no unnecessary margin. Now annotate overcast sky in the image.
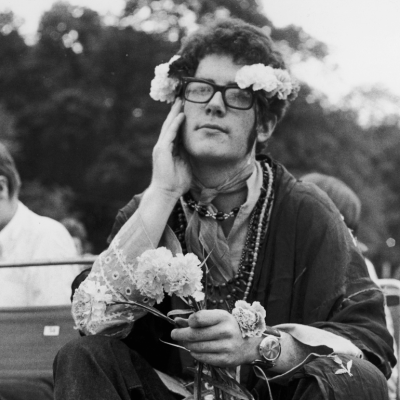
[1,0,400,101]
[264,0,400,100]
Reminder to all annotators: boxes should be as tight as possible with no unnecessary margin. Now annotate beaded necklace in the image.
[184,193,240,221]
[173,159,275,311]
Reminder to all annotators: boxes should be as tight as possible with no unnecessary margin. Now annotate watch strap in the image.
[250,328,281,370]
[250,358,275,369]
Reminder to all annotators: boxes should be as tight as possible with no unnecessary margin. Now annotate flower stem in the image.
[194,362,203,400]
[110,300,177,326]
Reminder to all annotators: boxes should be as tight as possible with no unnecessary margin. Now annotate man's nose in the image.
[205,91,226,116]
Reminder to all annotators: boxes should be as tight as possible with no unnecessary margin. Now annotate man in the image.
[54,18,395,400]
[0,142,80,306]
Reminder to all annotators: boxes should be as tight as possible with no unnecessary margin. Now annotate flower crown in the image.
[149,55,298,104]
[149,55,181,103]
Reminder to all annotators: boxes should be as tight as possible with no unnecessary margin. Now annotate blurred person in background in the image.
[62,216,95,278]
[301,172,398,400]
[61,216,93,257]
[0,142,80,307]
[300,173,377,279]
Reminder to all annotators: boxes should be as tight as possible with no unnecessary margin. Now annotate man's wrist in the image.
[145,185,183,204]
[250,329,282,369]
[245,336,265,365]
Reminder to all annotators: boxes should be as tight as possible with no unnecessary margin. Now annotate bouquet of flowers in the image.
[111,246,261,400]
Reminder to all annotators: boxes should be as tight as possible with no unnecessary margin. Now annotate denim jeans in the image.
[53,335,178,400]
[53,336,389,400]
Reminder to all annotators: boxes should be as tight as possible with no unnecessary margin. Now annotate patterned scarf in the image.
[184,161,255,282]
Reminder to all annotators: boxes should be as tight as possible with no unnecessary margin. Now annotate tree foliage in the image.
[0,1,399,271]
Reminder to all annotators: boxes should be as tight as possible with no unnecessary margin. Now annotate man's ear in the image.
[256,114,277,144]
[0,176,10,200]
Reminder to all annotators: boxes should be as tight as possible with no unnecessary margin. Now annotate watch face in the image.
[260,336,281,362]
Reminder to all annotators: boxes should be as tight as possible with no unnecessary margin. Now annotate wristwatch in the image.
[251,329,281,369]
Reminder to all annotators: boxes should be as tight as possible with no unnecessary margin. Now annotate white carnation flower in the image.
[84,280,113,303]
[235,63,296,100]
[72,280,113,330]
[137,247,174,269]
[232,300,267,338]
[149,55,181,103]
[135,247,174,303]
[192,290,205,302]
[273,69,293,100]
[91,300,108,320]
[164,253,203,298]
[236,64,280,94]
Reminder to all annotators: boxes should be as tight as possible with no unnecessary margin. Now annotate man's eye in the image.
[194,86,211,94]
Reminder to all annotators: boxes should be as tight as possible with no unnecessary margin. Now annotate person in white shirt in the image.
[0,142,80,307]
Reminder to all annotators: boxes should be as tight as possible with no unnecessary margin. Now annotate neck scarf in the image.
[184,161,255,282]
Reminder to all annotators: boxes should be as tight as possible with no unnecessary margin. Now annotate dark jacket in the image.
[72,157,395,395]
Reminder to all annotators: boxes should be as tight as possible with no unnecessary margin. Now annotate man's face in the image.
[181,54,257,165]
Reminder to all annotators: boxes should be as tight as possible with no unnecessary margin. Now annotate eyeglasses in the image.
[182,78,256,110]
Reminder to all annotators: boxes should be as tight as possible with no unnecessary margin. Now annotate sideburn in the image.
[246,122,258,154]
[246,104,260,154]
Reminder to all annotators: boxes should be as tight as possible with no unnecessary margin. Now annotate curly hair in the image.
[169,18,292,126]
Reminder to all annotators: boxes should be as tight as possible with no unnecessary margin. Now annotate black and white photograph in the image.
[0,1,400,399]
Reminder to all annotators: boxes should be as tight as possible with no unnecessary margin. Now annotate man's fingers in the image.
[172,325,219,343]
[187,340,229,354]
[171,311,232,340]
[188,310,228,328]
[159,98,183,139]
[174,317,189,328]
[162,98,182,129]
[168,112,185,142]
[158,113,185,151]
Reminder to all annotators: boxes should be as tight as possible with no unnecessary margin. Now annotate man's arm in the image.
[71,99,192,337]
[171,310,360,373]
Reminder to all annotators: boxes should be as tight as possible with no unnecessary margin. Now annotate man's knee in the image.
[353,356,388,380]
[351,356,389,395]
[304,355,389,400]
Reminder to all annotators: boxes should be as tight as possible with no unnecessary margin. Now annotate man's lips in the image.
[198,124,228,133]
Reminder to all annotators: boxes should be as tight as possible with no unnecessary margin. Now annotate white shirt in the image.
[0,201,80,307]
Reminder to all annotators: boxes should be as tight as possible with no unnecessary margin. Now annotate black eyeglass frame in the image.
[181,77,257,110]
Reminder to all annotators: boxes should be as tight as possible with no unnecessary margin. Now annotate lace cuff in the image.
[72,210,181,337]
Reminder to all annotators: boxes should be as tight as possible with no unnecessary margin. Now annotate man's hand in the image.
[150,98,192,199]
[171,310,261,368]
[172,312,319,373]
